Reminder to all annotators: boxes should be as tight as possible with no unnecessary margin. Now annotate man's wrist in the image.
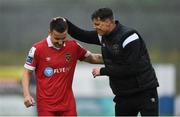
[100,67,108,75]
[24,93,31,98]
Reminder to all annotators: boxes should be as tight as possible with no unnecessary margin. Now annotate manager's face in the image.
[92,17,113,36]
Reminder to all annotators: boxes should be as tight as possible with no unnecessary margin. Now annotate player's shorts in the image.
[38,108,77,116]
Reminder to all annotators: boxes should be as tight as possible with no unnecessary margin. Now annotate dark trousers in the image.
[114,88,159,116]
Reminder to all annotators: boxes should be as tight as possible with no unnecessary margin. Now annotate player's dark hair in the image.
[91,8,114,21]
[50,17,68,33]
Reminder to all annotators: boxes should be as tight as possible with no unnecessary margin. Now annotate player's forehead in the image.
[51,30,66,37]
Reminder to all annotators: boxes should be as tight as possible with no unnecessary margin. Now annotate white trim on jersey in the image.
[47,35,66,49]
[98,34,102,43]
[76,41,83,48]
[85,51,92,57]
[122,33,139,48]
[28,47,36,57]
[75,41,91,57]
[47,35,53,47]
[24,64,35,71]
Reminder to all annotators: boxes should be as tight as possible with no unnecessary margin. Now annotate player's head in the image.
[91,8,115,36]
[49,17,68,47]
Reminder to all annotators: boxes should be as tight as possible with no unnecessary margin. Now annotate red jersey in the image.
[24,36,90,112]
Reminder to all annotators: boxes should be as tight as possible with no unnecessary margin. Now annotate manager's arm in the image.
[66,19,100,45]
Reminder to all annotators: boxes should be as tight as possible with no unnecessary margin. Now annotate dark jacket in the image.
[67,20,159,96]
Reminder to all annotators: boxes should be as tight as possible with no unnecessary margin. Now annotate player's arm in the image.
[22,46,37,107]
[83,53,103,64]
[66,19,101,45]
[22,68,35,108]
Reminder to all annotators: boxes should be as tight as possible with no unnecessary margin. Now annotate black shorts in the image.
[114,88,159,116]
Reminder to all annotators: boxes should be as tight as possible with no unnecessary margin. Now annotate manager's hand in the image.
[24,95,35,108]
[92,68,101,78]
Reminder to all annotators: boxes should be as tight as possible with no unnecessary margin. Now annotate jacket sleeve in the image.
[100,35,146,77]
[66,19,101,45]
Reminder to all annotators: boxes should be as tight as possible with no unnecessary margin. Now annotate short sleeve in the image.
[24,46,38,71]
[76,42,91,61]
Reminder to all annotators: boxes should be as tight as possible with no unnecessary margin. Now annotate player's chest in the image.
[38,48,77,67]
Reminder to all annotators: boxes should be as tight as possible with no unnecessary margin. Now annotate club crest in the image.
[65,53,71,61]
[112,44,120,55]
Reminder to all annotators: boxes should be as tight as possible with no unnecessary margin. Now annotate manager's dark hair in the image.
[91,8,114,21]
[50,17,68,33]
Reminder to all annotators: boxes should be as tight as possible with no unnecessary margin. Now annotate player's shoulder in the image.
[65,39,84,49]
[65,38,79,45]
[33,38,47,49]
[27,38,46,57]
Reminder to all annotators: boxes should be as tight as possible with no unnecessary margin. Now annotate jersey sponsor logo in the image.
[44,67,54,77]
[54,67,66,73]
[44,67,68,77]
[65,53,71,61]
[26,56,33,64]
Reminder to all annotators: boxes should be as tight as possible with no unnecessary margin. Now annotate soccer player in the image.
[22,17,103,116]
[66,8,159,116]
